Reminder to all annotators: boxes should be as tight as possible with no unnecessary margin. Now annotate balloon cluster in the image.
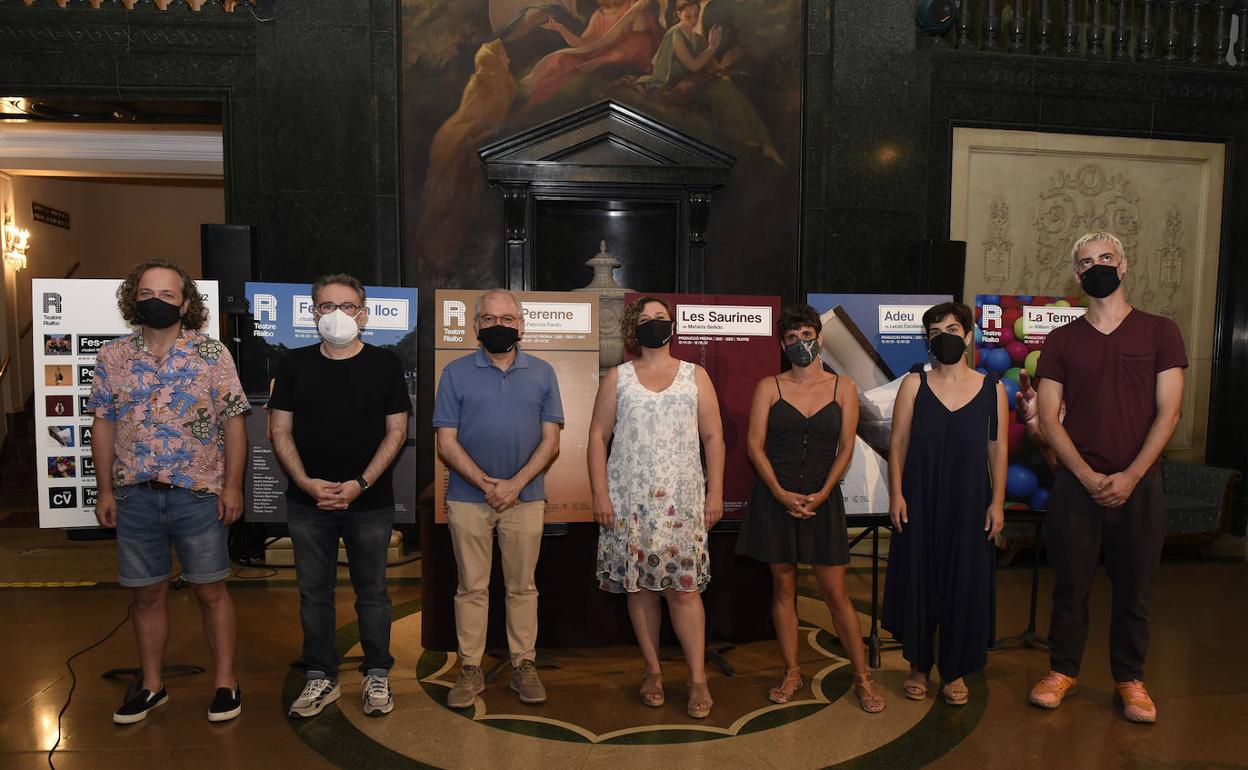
[970,294,1086,511]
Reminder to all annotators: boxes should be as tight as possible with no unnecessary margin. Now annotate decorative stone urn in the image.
[574,240,632,371]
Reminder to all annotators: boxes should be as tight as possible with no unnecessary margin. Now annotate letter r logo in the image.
[444,300,466,328]
[44,293,62,314]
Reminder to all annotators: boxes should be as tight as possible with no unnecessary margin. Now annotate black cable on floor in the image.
[48,603,134,770]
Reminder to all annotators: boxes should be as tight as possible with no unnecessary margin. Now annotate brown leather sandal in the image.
[942,679,969,706]
[854,672,886,713]
[639,671,665,708]
[687,680,713,719]
[768,668,804,704]
[903,671,929,701]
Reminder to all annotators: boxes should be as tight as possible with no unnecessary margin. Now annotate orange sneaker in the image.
[1114,680,1157,723]
[1029,671,1078,709]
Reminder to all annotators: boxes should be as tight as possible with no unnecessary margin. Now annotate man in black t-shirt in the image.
[268,273,412,720]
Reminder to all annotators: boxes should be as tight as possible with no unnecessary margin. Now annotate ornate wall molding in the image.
[0,9,255,55]
[930,50,1248,105]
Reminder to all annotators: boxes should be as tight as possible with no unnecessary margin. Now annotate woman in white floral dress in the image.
[588,296,725,719]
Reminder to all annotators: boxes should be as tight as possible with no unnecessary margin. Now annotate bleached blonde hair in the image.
[1070,231,1125,264]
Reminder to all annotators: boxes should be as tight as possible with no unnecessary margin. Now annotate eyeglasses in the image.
[316,302,362,316]
[478,314,519,327]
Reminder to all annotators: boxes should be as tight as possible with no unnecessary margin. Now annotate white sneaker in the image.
[362,674,393,716]
[288,678,340,718]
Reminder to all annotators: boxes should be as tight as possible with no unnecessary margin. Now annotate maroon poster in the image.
[625,293,781,521]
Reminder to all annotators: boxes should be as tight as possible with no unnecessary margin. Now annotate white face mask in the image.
[317,309,360,347]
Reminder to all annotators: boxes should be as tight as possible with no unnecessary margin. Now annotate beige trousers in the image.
[446,499,544,667]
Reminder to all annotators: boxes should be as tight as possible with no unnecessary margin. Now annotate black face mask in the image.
[929,332,967,365]
[783,338,819,367]
[478,324,519,354]
[635,319,673,349]
[1080,264,1122,299]
[135,297,182,329]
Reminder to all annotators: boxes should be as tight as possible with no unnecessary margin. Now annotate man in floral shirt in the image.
[88,258,250,725]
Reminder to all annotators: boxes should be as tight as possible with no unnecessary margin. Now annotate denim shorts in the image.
[114,484,230,588]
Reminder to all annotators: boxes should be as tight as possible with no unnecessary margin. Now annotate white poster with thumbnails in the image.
[32,278,221,528]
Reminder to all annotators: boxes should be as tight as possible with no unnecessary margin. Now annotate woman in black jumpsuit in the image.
[883,302,1008,705]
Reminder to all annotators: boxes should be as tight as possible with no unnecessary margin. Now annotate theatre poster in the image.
[32,278,221,528]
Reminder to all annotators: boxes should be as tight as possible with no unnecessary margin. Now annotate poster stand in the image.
[991,510,1050,650]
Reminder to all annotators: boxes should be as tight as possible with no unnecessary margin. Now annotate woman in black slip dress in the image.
[737,305,885,713]
[883,301,1008,706]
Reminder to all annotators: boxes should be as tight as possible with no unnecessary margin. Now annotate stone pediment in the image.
[478,100,733,186]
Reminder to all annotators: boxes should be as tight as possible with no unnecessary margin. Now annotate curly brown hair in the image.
[117,258,208,330]
[621,295,673,352]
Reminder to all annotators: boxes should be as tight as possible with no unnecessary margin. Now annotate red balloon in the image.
[999,295,1018,309]
[1006,341,1028,365]
[999,327,1016,346]
[1007,422,1025,458]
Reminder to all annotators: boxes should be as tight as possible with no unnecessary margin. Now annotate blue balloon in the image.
[974,324,982,344]
[1016,295,1033,303]
[984,347,1012,373]
[975,367,989,376]
[1001,375,1020,407]
[982,294,1001,304]
[1006,464,1039,501]
[1029,487,1050,511]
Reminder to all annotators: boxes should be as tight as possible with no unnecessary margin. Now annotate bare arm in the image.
[270,408,340,506]
[695,365,726,529]
[218,414,247,524]
[887,374,920,531]
[819,376,859,498]
[330,412,410,511]
[567,0,650,56]
[587,367,619,527]
[91,416,118,528]
[435,426,492,494]
[1037,378,1104,494]
[985,382,1009,538]
[543,17,585,46]
[1095,367,1185,508]
[672,25,722,73]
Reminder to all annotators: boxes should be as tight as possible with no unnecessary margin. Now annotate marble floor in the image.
[1,525,1245,769]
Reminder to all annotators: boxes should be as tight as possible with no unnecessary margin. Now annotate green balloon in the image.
[1025,349,1041,377]
[1005,366,1022,384]
[1054,299,1071,307]
[1013,316,1026,340]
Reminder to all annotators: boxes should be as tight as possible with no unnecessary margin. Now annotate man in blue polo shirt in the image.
[433,289,564,708]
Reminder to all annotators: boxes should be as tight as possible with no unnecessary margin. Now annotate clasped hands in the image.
[481,475,524,512]
[302,477,362,511]
[1079,469,1140,509]
[774,487,827,520]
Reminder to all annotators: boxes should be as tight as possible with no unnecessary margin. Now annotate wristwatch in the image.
[355,475,371,491]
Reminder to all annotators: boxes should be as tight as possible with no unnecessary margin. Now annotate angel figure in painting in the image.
[637,0,784,166]
[520,0,661,107]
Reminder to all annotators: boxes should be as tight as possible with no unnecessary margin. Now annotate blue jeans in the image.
[286,500,395,679]
[114,484,229,588]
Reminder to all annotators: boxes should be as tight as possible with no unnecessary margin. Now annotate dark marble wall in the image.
[0,0,400,286]
[3,0,1244,528]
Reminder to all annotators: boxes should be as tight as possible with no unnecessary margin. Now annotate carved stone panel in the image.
[950,128,1225,461]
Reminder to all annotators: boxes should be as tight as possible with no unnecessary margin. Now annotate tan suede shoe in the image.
[1029,671,1078,709]
[1114,680,1157,723]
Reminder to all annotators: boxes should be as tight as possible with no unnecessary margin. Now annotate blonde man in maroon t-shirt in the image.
[1027,231,1187,723]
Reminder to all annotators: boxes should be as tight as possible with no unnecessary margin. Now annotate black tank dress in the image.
[736,376,851,566]
[882,370,998,681]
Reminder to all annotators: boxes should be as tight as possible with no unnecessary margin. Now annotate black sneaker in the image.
[208,683,242,723]
[113,686,169,725]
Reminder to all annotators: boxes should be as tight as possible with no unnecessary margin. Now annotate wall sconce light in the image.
[3,213,30,271]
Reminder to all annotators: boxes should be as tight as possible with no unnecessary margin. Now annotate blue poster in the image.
[806,293,952,388]
[241,281,418,524]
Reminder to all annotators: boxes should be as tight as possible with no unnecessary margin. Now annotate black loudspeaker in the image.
[201,224,258,315]
[908,239,966,302]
